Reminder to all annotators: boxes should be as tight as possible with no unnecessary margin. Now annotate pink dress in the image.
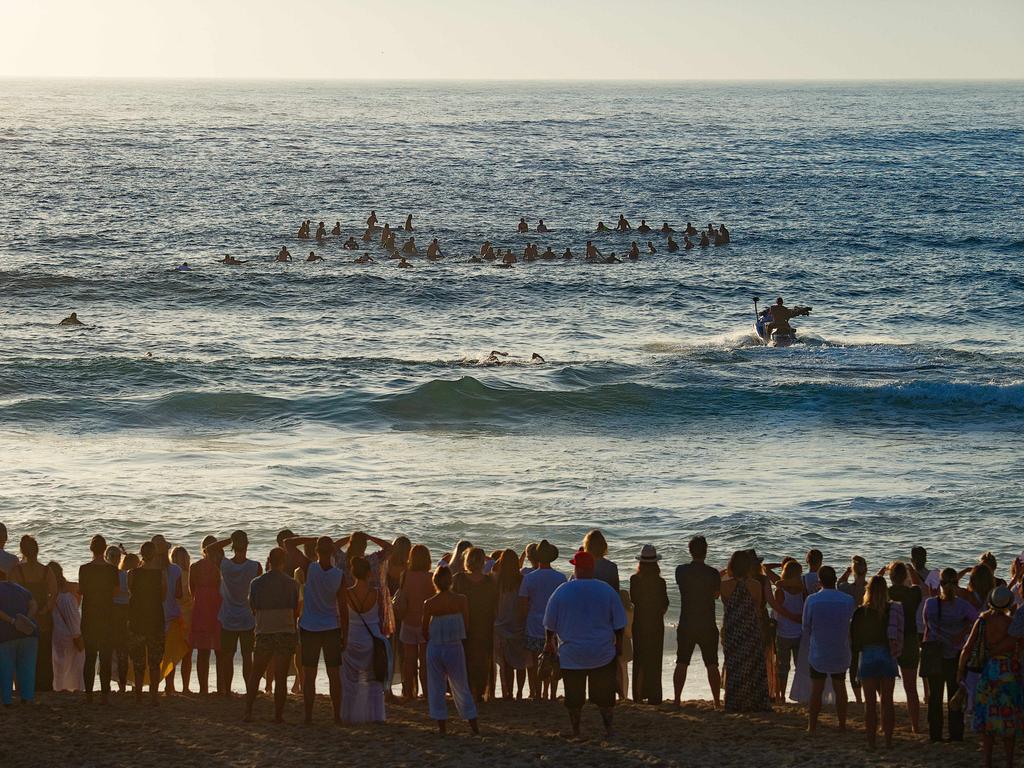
[188,560,221,650]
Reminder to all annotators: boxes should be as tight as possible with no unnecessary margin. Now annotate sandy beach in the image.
[5,692,983,768]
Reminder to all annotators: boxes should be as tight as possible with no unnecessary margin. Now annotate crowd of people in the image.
[226,211,732,269]
[1,522,1019,759]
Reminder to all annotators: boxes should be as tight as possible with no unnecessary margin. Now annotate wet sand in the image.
[7,693,982,767]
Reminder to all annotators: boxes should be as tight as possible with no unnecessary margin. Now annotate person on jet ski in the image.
[762,297,811,338]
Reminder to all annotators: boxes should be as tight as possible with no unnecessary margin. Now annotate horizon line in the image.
[1,75,1023,83]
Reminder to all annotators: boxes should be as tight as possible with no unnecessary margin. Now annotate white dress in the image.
[789,631,835,704]
[52,591,85,692]
[341,602,387,723]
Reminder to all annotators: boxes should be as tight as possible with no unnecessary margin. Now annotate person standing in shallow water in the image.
[544,549,626,738]
[629,545,668,704]
[673,535,721,707]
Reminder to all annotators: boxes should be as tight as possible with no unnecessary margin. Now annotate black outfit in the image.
[78,560,119,695]
[128,568,165,676]
[562,659,617,709]
[889,584,922,667]
[453,573,498,699]
[928,658,964,742]
[675,561,721,666]
[629,571,669,703]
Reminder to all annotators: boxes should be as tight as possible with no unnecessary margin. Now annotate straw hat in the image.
[637,544,661,563]
[989,585,1013,610]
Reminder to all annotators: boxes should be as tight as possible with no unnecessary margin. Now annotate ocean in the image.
[1,80,1022,693]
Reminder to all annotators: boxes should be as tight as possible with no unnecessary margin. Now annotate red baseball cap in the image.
[569,549,594,569]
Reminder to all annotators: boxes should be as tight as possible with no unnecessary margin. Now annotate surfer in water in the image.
[426,239,443,259]
[537,219,551,233]
[401,237,418,255]
[661,222,674,234]
[404,214,413,232]
[637,219,652,234]
[331,222,342,237]
[616,214,631,232]
[344,237,359,250]
[220,255,247,265]
[585,241,603,260]
[276,247,292,262]
[306,251,323,262]
[174,262,192,271]
[478,351,547,366]
[354,253,374,264]
[563,248,574,259]
[761,297,812,339]
[596,221,610,232]
[397,257,413,269]
[367,210,378,229]
[517,218,529,233]
[667,236,679,252]
[59,312,84,326]
[685,222,698,236]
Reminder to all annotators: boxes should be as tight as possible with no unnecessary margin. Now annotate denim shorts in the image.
[859,643,898,679]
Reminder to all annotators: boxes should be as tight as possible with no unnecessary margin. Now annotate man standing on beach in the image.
[244,547,299,723]
[518,540,566,700]
[286,534,346,724]
[210,531,262,696]
[802,565,855,733]
[673,535,722,707]
[544,549,626,738]
[78,534,119,704]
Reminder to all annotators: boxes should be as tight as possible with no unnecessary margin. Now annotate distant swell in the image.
[0,376,1020,432]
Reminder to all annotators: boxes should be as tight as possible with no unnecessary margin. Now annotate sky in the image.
[1,0,1022,80]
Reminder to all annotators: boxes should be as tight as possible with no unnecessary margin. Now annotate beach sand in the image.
[6,692,983,768]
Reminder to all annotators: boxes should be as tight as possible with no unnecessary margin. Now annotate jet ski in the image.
[752,296,810,348]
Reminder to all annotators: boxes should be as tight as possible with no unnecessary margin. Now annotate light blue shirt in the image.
[518,567,566,639]
[544,579,627,670]
[802,587,856,675]
[219,558,260,631]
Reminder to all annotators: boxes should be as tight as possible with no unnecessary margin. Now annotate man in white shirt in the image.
[802,565,856,733]
[543,549,626,738]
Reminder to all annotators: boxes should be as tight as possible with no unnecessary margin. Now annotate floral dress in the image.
[973,653,1024,735]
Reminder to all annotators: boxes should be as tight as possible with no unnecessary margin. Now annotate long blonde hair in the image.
[863,575,889,615]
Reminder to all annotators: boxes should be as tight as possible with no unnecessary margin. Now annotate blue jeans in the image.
[0,636,38,705]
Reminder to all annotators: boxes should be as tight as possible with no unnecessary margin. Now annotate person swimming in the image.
[354,253,374,264]
[517,217,529,234]
[637,219,651,234]
[276,246,292,262]
[404,214,413,232]
[219,255,247,265]
[684,236,694,250]
[537,219,550,233]
[563,248,574,259]
[402,237,419,255]
[541,246,557,260]
[344,237,359,250]
[397,257,412,269]
[667,236,679,252]
[661,222,674,234]
[331,222,342,237]
[616,215,631,232]
[367,210,378,229]
[307,251,323,262]
[646,241,656,254]
[174,261,192,271]
[685,222,698,236]
[426,239,442,259]
[629,242,640,259]
[596,221,609,232]
[58,312,84,326]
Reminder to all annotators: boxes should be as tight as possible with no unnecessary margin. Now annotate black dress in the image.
[453,573,498,699]
[629,571,669,703]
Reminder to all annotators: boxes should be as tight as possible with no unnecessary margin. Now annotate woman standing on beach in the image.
[629,545,668,704]
[493,548,527,699]
[887,561,923,732]
[394,544,433,700]
[0,566,38,705]
[12,536,57,692]
[168,546,192,693]
[423,566,478,734]
[128,541,167,704]
[960,586,1022,768]
[188,536,221,695]
[851,576,902,748]
[386,536,411,698]
[453,547,498,701]
[772,560,805,701]
[922,567,972,742]
[720,550,771,712]
[583,530,620,591]
[105,545,131,692]
[341,556,386,723]
[50,561,84,692]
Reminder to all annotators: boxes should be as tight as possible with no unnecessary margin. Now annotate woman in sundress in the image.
[340,556,386,723]
[720,549,771,713]
[962,585,1023,768]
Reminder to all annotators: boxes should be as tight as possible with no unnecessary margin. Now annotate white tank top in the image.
[299,562,344,632]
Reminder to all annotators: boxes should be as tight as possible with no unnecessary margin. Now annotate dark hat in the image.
[536,539,559,564]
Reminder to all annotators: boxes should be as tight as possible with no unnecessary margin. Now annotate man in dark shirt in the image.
[245,547,299,723]
[673,535,722,707]
[78,534,119,703]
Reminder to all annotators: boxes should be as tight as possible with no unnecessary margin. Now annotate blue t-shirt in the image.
[0,582,35,643]
[543,579,627,670]
[518,567,566,639]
